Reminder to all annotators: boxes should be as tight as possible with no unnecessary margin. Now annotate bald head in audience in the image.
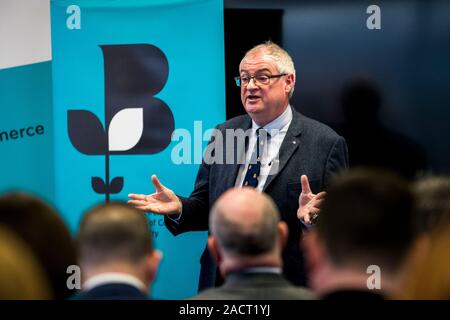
[208,188,288,275]
[192,187,313,300]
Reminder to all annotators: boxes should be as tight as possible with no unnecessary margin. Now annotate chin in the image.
[244,103,263,114]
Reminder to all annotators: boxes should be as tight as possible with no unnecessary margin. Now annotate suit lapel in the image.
[221,116,252,189]
[263,109,303,191]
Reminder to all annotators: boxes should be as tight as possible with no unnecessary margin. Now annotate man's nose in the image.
[246,77,258,89]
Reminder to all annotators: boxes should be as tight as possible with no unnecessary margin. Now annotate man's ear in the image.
[207,236,222,264]
[284,73,295,95]
[146,250,162,283]
[278,221,289,250]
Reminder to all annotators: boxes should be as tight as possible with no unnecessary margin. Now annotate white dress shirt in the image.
[235,105,293,191]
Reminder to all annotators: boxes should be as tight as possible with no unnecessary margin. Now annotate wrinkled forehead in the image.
[239,51,279,73]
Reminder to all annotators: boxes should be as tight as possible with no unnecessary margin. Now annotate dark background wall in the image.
[224,0,450,177]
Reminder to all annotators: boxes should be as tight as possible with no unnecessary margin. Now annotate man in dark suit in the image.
[190,187,313,300]
[75,202,161,300]
[129,41,348,290]
[302,169,416,300]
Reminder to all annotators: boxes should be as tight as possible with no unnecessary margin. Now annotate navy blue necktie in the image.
[242,128,268,188]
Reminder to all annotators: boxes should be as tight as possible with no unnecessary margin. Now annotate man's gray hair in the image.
[413,176,450,234]
[241,41,296,98]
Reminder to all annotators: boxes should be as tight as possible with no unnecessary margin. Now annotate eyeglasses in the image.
[234,73,288,87]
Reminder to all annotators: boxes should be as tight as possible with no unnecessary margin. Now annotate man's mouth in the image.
[246,95,261,103]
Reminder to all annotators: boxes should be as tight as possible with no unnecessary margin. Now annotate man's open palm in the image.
[128,175,181,216]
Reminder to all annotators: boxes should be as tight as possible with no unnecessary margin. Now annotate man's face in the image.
[239,50,294,126]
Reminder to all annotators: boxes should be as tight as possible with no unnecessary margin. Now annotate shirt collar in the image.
[243,267,282,274]
[251,105,293,137]
[83,272,147,293]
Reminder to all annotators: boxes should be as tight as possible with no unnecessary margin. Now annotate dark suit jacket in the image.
[165,108,348,289]
[190,271,314,300]
[75,283,148,300]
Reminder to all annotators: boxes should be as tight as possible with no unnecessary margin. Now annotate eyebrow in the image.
[240,68,272,74]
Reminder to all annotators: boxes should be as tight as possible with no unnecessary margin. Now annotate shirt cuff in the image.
[166,205,183,223]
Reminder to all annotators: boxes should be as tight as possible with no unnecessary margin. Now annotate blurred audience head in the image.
[413,175,450,235]
[208,187,288,277]
[399,223,450,300]
[0,226,52,299]
[303,168,415,297]
[0,192,77,299]
[76,202,161,293]
[397,175,450,300]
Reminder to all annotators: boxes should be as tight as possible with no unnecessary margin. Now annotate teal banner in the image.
[0,62,54,202]
[51,0,225,298]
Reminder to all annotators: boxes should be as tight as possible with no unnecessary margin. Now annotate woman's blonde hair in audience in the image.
[0,227,52,299]
[400,223,450,300]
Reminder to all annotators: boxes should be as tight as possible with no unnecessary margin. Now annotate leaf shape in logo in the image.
[91,177,106,194]
[68,110,107,155]
[108,108,143,151]
[109,177,124,194]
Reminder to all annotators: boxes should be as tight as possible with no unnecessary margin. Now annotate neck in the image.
[252,103,289,127]
[81,262,149,291]
[220,252,282,277]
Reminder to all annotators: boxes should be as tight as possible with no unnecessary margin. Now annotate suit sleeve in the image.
[323,136,349,189]
[164,160,211,235]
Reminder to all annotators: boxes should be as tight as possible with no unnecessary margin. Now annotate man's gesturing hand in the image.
[128,175,182,216]
[297,175,326,224]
